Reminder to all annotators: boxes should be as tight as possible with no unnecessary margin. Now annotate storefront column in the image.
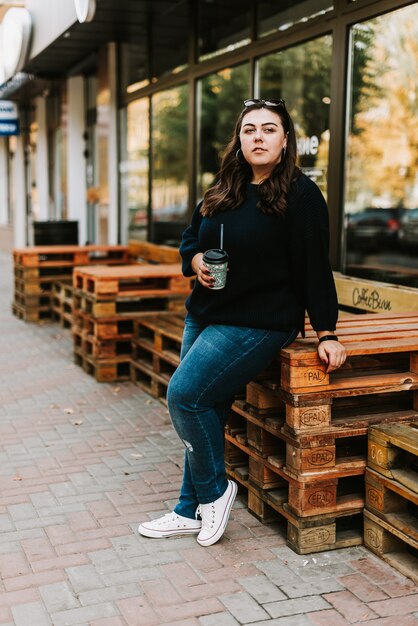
[107,42,118,245]
[35,96,49,220]
[14,135,26,247]
[67,75,87,245]
[0,138,8,225]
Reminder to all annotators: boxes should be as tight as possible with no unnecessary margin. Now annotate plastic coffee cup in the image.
[202,249,229,290]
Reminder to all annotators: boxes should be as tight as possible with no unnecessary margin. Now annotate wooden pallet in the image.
[73,348,131,382]
[367,422,418,486]
[13,245,130,267]
[73,291,185,318]
[133,313,184,355]
[14,264,74,282]
[231,398,418,471]
[73,311,139,339]
[12,302,53,323]
[130,360,170,404]
[227,462,363,554]
[365,468,417,528]
[280,317,418,397]
[73,329,132,359]
[14,291,52,308]
[225,429,364,516]
[364,509,418,584]
[73,264,192,297]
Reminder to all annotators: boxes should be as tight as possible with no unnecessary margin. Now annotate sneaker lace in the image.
[196,503,216,529]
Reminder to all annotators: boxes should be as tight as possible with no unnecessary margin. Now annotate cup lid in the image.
[203,249,228,264]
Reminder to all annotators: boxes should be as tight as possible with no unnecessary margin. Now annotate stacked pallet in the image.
[12,245,130,323]
[72,265,191,382]
[364,422,418,583]
[225,312,418,553]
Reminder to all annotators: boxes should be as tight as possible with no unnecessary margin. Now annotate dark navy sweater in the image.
[179,173,339,336]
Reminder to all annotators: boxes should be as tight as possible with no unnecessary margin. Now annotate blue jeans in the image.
[167,314,298,519]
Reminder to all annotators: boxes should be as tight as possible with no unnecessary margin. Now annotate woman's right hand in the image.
[191,253,215,289]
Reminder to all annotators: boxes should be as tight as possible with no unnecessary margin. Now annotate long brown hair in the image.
[201,102,300,217]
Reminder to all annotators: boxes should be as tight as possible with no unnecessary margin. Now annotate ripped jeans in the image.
[167,314,298,519]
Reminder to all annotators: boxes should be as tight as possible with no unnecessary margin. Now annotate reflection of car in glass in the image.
[398,209,418,249]
[346,208,403,250]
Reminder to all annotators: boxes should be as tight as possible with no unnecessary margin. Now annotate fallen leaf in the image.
[130,453,142,459]
[73,420,84,426]
[145,399,153,405]
[13,476,23,481]
[64,408,74,414]
[112,386,121,394]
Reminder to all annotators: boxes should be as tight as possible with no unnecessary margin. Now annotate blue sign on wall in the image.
[0,100,20,136]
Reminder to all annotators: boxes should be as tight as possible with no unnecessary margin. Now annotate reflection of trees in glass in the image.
[152,85,188,183]
[259,36,332,192]
[347,4,418,210]
[198,64,250,198]
[152,85,188,216]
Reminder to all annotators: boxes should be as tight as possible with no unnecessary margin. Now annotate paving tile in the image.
[11,601,52,626]
[238,575,286,603]
[264,596,331,619]
[219,591,270,623]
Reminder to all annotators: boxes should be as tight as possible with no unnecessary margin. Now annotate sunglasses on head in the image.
[244,98,286,108]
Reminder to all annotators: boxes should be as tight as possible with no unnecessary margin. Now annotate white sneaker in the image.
[196,480,238,547]
[138,511,201,538]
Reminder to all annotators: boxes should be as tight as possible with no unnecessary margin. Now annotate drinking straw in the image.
[220,224,224,250]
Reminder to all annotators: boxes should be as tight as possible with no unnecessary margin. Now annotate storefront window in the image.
[258,0,333,37]
[198,0,252,61]
[197,64,250,200]
[258,35,332,197]
[151,85,188,245]
[344,4,418,287]
[120,98,149,243]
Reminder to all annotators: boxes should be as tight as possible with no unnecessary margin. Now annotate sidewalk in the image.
[1,251,417,626]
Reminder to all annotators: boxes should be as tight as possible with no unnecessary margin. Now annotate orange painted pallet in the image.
[280,317,418,396]
[72,264,192,297]
[13,245,130,267]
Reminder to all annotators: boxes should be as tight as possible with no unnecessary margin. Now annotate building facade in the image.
[0,0,417,288]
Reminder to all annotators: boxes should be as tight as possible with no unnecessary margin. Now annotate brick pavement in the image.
[1,251,417,626]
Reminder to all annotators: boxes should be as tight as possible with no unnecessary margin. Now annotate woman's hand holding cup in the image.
[191,253,215,289]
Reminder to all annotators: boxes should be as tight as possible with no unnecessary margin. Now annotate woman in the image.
[138,98,346,547]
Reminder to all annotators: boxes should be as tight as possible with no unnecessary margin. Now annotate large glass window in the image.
[197,63,250,201]
[258,35,332,196]
[258,0,333,37]
[344,4,418,287]
[120,98,150,243]
[151,85,188,246]
[198,0,252,61]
